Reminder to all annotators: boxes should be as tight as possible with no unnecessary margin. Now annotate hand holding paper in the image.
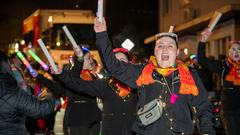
[200,28,212,42]
[62,25,83,58]
[208,11,222,32]
[94,17,107,33]
[169,26,174,33]
[50,66,62,75]
[200,11,222,42]
[37,39,58,72]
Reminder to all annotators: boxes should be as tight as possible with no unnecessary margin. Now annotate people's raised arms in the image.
[94,17,107,33]
[200,28,212,43]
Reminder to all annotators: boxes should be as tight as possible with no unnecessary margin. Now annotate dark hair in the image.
[0,51,10,73]
[0,51,18,91]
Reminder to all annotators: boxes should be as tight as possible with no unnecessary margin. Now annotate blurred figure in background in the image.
[0,51,56,135]
[36,50,101,135]
[55,47,138,135]
[198,28,240,135]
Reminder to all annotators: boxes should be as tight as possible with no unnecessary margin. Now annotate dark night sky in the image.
[0,0,158,53]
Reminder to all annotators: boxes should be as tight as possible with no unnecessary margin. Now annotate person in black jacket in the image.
[198,28,240,135]
[36,51,101,135]
[55,47,138,135]
[93,17,215,135]
[0,51,56,135]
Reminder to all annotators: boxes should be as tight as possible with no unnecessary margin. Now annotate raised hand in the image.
[74,46,83,59]
[50,67,62,75]
[200,28,212,43]
[94,17,107,33]
[29,68,38,78]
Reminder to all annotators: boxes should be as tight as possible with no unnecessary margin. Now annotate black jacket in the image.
[198,42,240,115]
[95,32,215,135]
[36,73,101,126]
[0,73,55,135]
[58,59,138,135]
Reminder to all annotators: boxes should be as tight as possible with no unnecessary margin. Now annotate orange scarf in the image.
[225,58,240,85]
[136,56,199,96]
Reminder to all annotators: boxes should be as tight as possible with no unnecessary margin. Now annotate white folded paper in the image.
[97,0,103,23]
[37,39,58,72]
[208,11,222,32]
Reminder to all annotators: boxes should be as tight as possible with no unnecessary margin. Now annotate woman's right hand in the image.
[200,28,212,42]
[94,17,107,33]
[50,67,62,75]
[74,46,83,59]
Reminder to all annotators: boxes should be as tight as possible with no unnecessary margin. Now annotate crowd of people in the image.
[0,16,240,135]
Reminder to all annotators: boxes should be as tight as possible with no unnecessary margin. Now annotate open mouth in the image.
[234,54,239,59]
[161,54,169,61]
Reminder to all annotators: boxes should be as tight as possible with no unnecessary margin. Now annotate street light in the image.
[48,16,53,47]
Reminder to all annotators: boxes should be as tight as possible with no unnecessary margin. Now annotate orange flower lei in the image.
[136,56,199,96]
[225,57,240,85]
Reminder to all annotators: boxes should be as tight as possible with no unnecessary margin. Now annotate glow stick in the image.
[16,51,36,77]
[62,25,79,49]
[97,0,103,23]
[28,50,49,71]
[37,39,58,72]
[169,26,174,33]
[208,11,222,32]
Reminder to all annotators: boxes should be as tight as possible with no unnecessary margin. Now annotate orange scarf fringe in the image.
[81,70,93,81]
[136,56,199,96]
[225,58,240,85]
[109,78,131,98]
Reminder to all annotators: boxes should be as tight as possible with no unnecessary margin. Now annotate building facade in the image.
[146,0,240,59]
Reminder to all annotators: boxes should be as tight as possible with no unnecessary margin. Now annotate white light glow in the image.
[121,39,134,51]
[56,42,61,46]
[15,43,19,52]
[48,16,53,22]
[184,48,188,55]
[20,40,25,45]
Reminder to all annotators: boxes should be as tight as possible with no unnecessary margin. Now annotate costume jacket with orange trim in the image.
[57,58,138,135]
[96,31,215,135]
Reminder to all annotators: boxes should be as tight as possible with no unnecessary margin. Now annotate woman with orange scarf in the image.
[198,28,240,135]
[94,17,215,135]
